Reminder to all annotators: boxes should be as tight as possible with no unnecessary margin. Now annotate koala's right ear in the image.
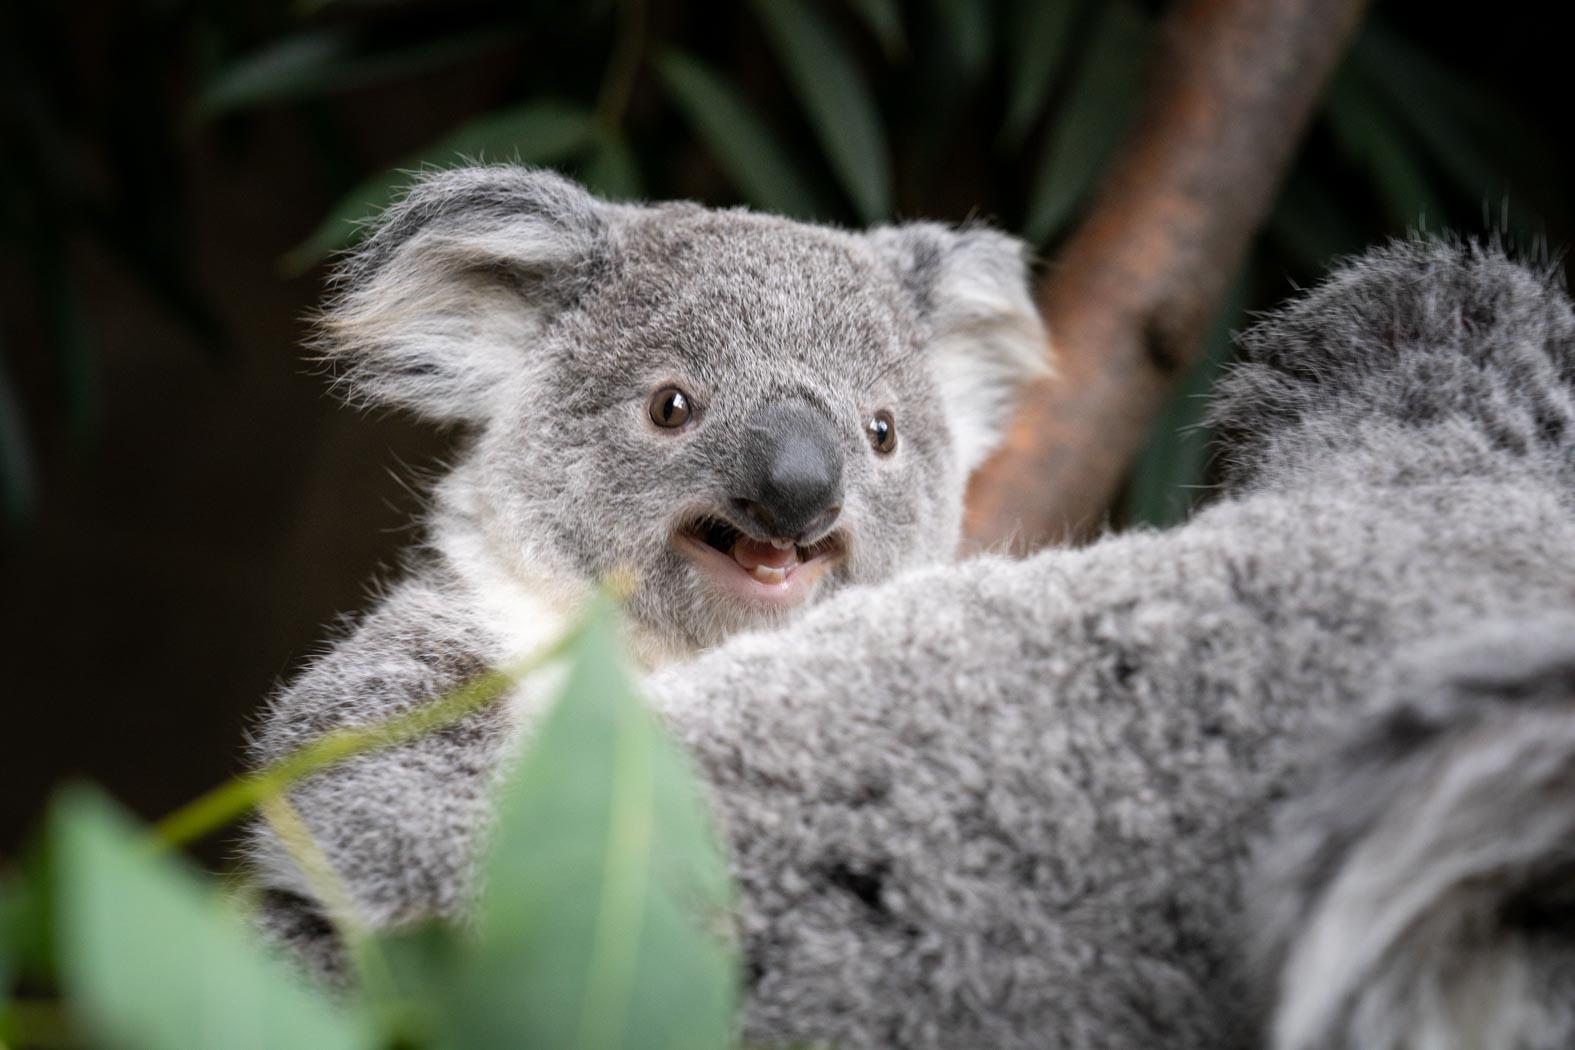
[316,165,609,422]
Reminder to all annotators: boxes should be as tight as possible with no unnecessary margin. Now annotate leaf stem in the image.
[152,624,582,850]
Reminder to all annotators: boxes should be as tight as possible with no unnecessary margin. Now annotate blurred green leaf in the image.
[1327,71,1446,232]
[654,50,826,219]
[36,237,97,445]
[847,0,907,59]
[1350,24,1518,208]
[438,598,736,1050]
[1001,0,1082,145]
[1124,273,1248,528]
[0,341,37,528]
[197,29,512,117]
[579,132,644,202]
[1022,1,1151,244]
[928,0,994,82]
[749,0,893,223]
[51,786,375,1050]
[286,100,597,271]
[0,876,19,995]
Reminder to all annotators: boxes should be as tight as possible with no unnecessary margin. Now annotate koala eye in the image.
[648,385,694,429]
[866,409,897,455]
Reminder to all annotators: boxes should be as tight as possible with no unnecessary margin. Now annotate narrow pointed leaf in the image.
[196,29,512,118]
[440,600,736,1050]
[654,50,825,219]
[1326,72,1446,232]
[929,0,993,82]
[578,132,644,202]
[51,787,374,1050]
[749,0,893,222]
[848,0,907,59]
[1001,0,1083,145]
[1023,1,1151,244]
[1350,24,1521,207]
[285,100,596,270]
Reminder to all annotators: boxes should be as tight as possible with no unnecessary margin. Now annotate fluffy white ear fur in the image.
[870,223,1051,476]
[316,166,607,422]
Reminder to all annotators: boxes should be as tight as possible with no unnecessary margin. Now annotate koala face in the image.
[319,167,1046,654]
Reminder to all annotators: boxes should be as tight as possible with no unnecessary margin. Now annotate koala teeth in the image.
[751,564,790,584]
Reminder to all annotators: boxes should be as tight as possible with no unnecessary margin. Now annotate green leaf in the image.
[578,132,644,202]
[928,0,994,82]
[1349,24,1518,208]
[0,876,19,996]
[1124,271,1248,528]
[749,0,893,222]
[847,0,907,59]
[654,51,826,219]
[1022,1,1151,244]
[196,29,512,118]
[285,100,597,271]
[51,786,375,1050]
[0,338,37,528]
[1001,0,1083,145]
[1326,70,1446,232]
[438,599,737,1050]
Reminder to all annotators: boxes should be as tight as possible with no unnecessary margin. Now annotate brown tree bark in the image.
[964,0,1370,552]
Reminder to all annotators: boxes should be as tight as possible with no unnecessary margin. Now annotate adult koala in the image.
[640,239,1575,1048]
[247,166,1045,974]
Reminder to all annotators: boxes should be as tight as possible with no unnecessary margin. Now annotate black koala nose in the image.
[733,402,844,542]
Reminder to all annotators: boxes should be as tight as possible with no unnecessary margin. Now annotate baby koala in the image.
[247,165,1046,973]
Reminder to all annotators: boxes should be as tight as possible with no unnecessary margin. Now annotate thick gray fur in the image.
[639,238,1575,1047]
[247,167,1045,972]
[255,237,1575,1047]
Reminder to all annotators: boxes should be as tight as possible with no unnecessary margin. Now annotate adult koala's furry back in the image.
[642,240,1575,1048]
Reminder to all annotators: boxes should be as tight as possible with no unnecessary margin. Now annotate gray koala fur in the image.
[252,234,1575,1047]
[637,238,1575,1048]
[245,166,1046,972]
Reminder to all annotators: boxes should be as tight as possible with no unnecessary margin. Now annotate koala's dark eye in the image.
[867,410,897,454]
[649,386,694,429]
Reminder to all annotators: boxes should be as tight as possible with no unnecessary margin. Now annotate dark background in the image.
[2,0,1570,861]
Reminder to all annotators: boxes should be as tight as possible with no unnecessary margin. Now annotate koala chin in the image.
[314,165,1047,666]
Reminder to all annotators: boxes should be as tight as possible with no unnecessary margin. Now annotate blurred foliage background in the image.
[0,0,1570,854]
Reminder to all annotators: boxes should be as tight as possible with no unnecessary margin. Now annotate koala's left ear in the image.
[315,165,610,422]
[870,223,1050,475]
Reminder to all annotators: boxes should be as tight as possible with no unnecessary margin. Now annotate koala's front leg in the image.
[243,574,516,982]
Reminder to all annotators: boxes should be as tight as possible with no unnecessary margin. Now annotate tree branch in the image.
[964,0,1371,551]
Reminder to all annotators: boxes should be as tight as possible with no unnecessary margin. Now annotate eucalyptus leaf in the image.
[1022,1,1151,244]
[578,132,644,202]
[928,0,994,82]
[0,876,19,995]
[654,50,825,219]
[847,0,907,59]
[1001,0,1083,145]
[51,786,375,1050]
[0,342,37,527]
[285,100,597,271]
[197,29,514,119]
[438,599,737,1050]
[1326,71,1446,232]
[749,0,893,223]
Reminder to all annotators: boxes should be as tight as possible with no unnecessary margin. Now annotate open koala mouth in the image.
[675,514,846,604]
